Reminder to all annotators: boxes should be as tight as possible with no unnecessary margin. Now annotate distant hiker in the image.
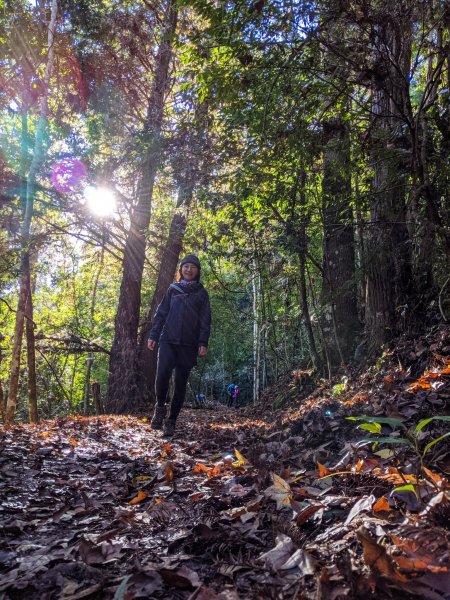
[226,383,239,407]
[148,254,211,437]
[194,393,206,408]
[233,384,240,406]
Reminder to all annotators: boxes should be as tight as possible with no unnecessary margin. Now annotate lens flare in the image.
[51,158,87,194]
[84,186,116,217]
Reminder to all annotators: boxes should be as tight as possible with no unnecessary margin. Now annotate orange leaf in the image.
[373,496,391,512]
[207,464,222,478]
[161,460,175,482]
[317,462,329,477]
[423,467,444,486]
[193,463,209,473]
[355,459,364,473]
[128,490,148,505]
[393,555,448,573]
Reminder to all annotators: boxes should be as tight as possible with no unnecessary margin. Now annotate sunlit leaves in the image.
[264,472,292,509]
[232,448,248,466]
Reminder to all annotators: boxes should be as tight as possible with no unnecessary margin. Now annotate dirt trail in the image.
[0,378,449,600]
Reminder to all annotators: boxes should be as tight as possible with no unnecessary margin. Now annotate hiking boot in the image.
[162,418,176,437]
[151,405,166,430]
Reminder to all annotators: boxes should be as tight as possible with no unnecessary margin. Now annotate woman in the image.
[148,254,211,436]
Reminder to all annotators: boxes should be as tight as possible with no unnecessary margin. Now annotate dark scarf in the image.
[179,279,199,289]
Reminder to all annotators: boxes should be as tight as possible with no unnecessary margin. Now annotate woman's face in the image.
[181,262,199,281]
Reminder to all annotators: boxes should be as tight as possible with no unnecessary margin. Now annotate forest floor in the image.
[0,326,449,600]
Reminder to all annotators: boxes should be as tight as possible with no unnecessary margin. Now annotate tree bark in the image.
[409,6,450,299]
[321,118,359,366]
[92,381,102,415]
[365,9,413,354]
[0,334,5,422]
[25,272,38,423]
[252,259,262,403]
[107,0,178,413]
[83,252,104,415]
[5,0,58,423]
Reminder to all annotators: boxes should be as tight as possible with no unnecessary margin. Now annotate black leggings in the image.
[155,343,197,420]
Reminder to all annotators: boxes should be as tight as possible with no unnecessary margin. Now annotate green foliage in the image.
[331,383,346,396]
[347,415,450,462]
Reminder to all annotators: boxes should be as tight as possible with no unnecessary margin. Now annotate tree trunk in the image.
[0,334,5,422]
[321,118,359,366]
[365,12,413,354]
[107,0,178,413]
[5,0,58,423]
[409,9,450,299]
[83,252,104,414]
[287,172,322,372]
[252,260,262,403]
[25,273,38,423]
[92,381,102,415]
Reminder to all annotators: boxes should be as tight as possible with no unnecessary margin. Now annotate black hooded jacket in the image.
[149,283,211,348]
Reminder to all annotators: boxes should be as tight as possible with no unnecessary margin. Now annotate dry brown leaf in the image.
[264,473,292,509]
[161,460,175,482]
[258,534,296,569]
[159,565,201,589]
[356,527,408,582]
[294,503,324,526]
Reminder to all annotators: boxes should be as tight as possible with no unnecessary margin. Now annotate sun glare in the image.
[84,186,116,217]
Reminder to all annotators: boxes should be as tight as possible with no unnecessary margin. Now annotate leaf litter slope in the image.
[0,349,449,598]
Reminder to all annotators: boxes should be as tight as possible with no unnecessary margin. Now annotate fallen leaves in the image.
[407,362,450,393]
[264,473,292,509]
[78,538,122,565]
[0,340,449,600]
[356,526,408,582]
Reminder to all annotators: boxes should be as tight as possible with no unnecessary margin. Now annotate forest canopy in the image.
[0,0,449,423]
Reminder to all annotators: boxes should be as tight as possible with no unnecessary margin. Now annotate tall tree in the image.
[321,117,359,365]
[5,0,58,423]
[107,0,178,413]
[365,2,413,353]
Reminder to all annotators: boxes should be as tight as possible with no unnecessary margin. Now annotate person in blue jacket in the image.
[148,254,211,436]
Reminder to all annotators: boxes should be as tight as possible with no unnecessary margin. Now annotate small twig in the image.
[0,297,37,326]
[438,276,449,322]
[36,347,72,403]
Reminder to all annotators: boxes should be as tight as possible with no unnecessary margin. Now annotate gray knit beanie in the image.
[180,254,201,269]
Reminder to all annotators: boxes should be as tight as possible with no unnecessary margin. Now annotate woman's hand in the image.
[147,339,156,351]
[198,346,207,357]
